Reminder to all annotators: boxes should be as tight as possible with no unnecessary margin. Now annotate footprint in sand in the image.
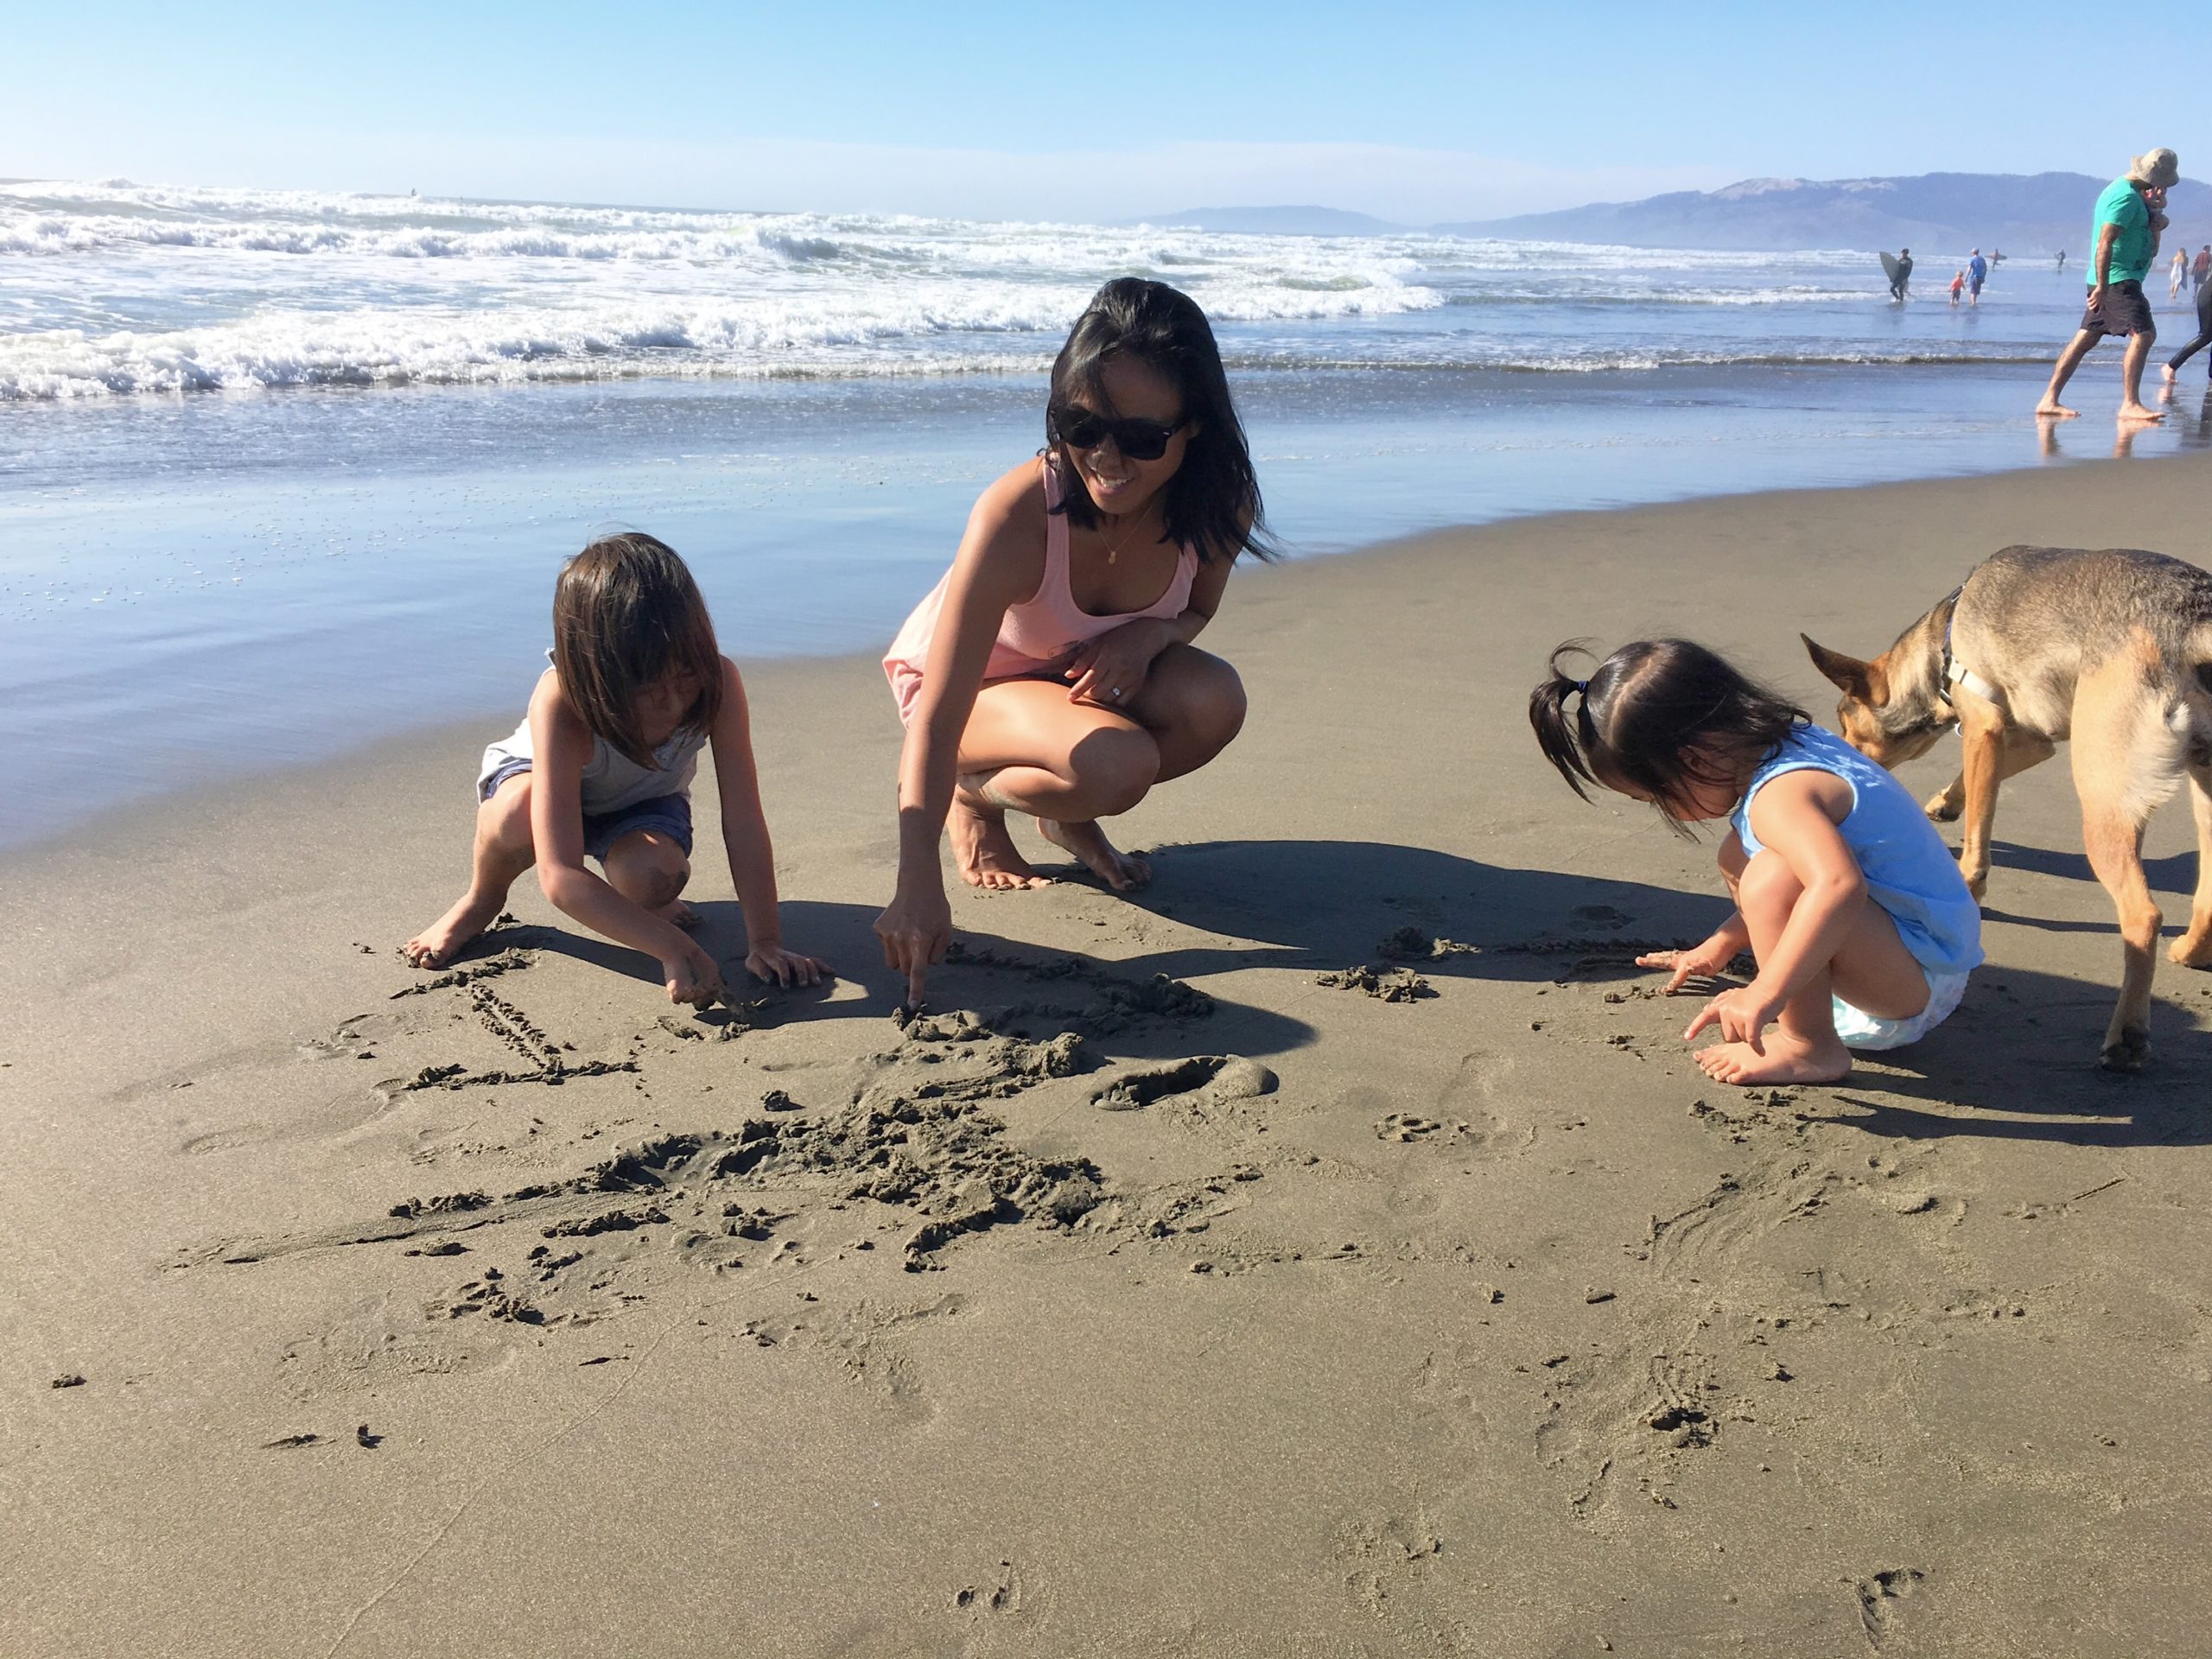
[953,1558,1026,1617]
[1090,1054,1277,1111]
[1338,1510,1445,1620]
[1856,1567,1928,1649]
[1375,1112,1475,1144]
[1423,1047,1525,1157]
[180,1125,273,1157]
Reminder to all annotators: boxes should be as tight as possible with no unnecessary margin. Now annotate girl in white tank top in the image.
[403,532,825,1007]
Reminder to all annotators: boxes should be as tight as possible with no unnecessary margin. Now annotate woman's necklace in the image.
[1098,509,1151,565]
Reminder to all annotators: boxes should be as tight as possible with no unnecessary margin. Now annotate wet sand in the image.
[7,452,2212,1656]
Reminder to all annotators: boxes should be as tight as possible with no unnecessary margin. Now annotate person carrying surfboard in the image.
[1883,248,1914,301]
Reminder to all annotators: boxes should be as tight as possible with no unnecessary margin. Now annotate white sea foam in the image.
[0,183,1446,398]
[0,178,2069,401]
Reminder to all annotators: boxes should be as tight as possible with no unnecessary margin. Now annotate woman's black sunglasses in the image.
[1050,406,1186,462]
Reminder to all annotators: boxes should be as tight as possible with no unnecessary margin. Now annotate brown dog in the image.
[1802,544,2212,1070]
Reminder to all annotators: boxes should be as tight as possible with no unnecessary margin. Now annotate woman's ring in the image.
[1109,686,1122,700]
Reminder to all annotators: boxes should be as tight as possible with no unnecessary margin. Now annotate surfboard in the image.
[1880,251,1904,289]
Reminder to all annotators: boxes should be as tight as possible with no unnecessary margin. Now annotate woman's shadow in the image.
[1116,837,1722,988]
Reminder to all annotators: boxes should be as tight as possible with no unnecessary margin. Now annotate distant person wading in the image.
[2163,258,2212,388]
[2037,147,2181,424]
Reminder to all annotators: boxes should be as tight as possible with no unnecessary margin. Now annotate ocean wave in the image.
[0,176,2069,404]
[0,181,1435,276]
[2,312,2054,401]
[0,270,1447,399]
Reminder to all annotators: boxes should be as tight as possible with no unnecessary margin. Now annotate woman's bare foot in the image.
[1693,1027,1851,1086]
[2034,401,2080,419]
[1037,817,1152,891]
[404,890,504,969]
[950,798,1049,890]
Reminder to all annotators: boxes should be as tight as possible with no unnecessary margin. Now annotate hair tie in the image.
[1573,679,1590,696]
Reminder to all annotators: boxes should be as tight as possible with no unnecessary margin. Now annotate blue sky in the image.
[5,3,2194,219]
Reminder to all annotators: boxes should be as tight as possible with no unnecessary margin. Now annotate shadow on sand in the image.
[1116,836,1724,985]
[450,837,2212,1122]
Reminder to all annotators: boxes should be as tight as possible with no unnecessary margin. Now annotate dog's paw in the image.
[1923,791,1963,823]
[1964,874,1989,904]
[2169,932,2212,969]
[2100,1025,2152,1072]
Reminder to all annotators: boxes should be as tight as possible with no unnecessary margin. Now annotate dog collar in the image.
[1942,590,2003,708]
[1945,656,2003,706]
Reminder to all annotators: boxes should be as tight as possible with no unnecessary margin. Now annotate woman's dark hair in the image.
[1529,638,1808,834]
[550,532,722,767]
[1046,277,1276,563]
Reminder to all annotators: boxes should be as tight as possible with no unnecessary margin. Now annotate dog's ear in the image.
[1801,634,1878,702]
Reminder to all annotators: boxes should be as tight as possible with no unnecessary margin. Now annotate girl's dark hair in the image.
[550,532,722,767]
[1046,277,1276,563]
[1529,638,1808,833]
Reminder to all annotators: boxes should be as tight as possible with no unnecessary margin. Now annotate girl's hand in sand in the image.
[875,881,953,1008]
[1684,984,1779,1050]
[1637,932,1742,994]
[745,943,829,988]
[1065,618,1176,709]
[663,942,725,1008]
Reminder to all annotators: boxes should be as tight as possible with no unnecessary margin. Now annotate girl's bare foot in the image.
[404,891,504,969]
[655,899,702,929]
[950,798,1048,890]
[1037,817,1152,891]
[1693,1027,1850,1086]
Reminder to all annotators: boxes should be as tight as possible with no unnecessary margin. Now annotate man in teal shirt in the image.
[2037,148,2179,423]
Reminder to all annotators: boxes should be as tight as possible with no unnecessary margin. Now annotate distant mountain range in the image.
[1142,173,2212,253]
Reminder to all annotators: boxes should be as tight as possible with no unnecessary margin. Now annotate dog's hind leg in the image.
[2082,805,2160,1069]
[2074,649,2173,1069]
[2171,764,2212,969]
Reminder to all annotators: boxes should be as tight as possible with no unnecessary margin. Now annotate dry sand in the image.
[7,454,2212,1656]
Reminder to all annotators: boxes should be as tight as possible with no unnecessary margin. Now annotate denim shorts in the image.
[480,760,694,864]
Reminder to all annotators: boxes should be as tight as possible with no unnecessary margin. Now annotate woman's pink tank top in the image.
[882,456,1198,721]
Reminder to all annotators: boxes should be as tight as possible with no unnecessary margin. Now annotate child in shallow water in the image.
[404,532,824,1005]
[1529,638,1981,1085]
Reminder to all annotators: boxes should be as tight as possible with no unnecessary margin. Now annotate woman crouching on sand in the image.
[1529,639,1982,1086]
[875,278,1271,999]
